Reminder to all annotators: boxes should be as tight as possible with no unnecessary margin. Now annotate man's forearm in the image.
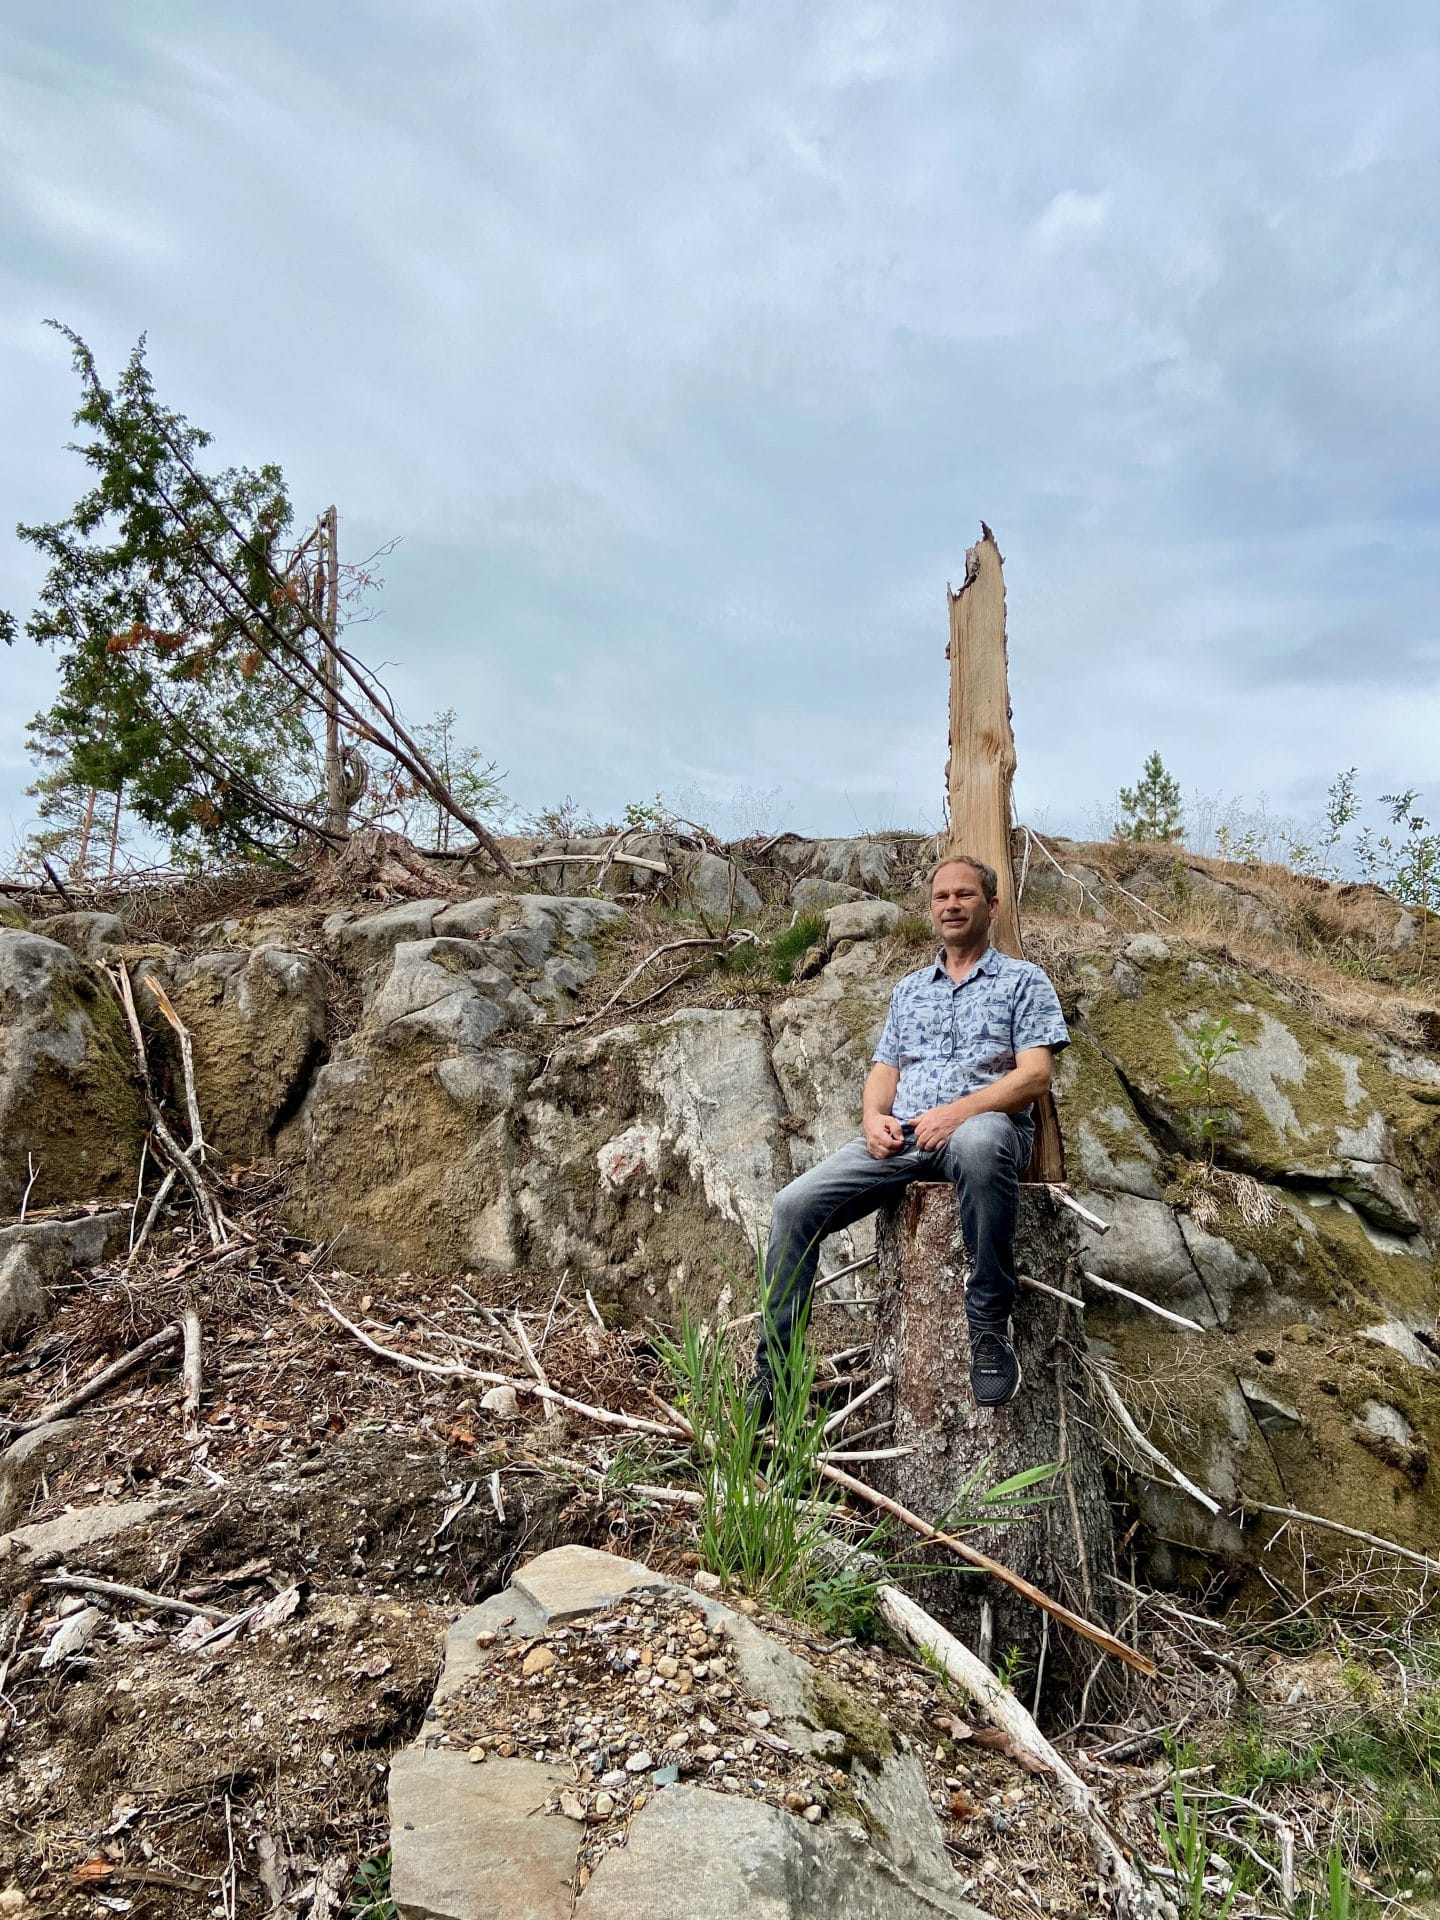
[863,1063,900,1121]
[952,1062,1050,1120]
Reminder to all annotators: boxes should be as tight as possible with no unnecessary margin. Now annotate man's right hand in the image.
[863,1113,906,1159]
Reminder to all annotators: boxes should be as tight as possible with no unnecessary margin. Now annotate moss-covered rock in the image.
[287,895,625,1272]
[0,930,146,1212]
[168,946,328,1164]
[1080,944,1431,1233]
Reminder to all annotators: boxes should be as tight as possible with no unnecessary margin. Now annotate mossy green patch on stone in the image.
[1082,954,1430,1236]
[8,964,147,1209]
[803,1670,896,1771]
[1305,1200,1437,1318]
[1054,1031,1137,1146]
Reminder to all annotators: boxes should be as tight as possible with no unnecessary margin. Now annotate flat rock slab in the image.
[389,1751,578,1920]
[580,1784,985,1920]
[392,1548,985,1920]
[512,1544,668,1623]
[0,1496,160,1561]
[0,1419,82,1530]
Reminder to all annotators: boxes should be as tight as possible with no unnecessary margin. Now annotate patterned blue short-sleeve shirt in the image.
[873,946,1070,1149]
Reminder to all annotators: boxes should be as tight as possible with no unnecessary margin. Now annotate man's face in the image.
[929,863,994,945]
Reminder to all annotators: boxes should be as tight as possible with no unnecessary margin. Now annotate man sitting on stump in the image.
[756,854,1069,1412]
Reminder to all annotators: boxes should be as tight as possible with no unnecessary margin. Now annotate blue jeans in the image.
[756,1113,1025,1378]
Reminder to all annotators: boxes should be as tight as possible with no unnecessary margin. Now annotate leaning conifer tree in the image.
[3,329,322,866]
[2,324,515,877]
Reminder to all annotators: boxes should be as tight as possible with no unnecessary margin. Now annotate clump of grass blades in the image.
[657,1281,833,1607]
[658,1249,1060,1629]
[769,913,825,983]
[1154,1774,1240,1918]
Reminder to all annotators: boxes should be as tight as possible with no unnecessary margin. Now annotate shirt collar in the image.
[929,944,1001,983]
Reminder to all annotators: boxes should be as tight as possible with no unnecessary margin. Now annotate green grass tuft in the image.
[769,913,825,983]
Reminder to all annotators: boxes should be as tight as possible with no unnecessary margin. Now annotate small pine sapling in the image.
[1168,1015,1242,1165]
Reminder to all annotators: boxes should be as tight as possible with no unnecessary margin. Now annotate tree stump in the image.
[872,1183,1122,1721]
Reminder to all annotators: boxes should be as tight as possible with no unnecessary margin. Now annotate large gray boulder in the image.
[773,839,898,896]
[515,1008,786,1319]
[681,853,762,920]
[291,899,621,1270]
[0,1208,129,1348]
[1079,946,1429,1233]
[167,945,327,1163]
[37,911,128,961]
[388,1546,984,1920]
[0,931,146,1213]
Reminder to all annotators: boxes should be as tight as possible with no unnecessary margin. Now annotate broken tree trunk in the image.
[319,505,348,841]
[872,1183,1126,1721]
[945,523,1065,1183]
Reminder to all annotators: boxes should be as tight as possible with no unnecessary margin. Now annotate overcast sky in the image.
[3,1,1437,854]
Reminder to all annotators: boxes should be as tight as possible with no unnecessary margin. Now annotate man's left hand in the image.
[910,1098,973,1151]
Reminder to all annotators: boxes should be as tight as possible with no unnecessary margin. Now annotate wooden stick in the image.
[541,1456,703,1508]
[107,965,228,1248]
[725,1254,878,1331]
[878,1584,1143,1905]
[41,1573,229,1623]
[180,1309,203,1441]
[1025,831,1109,919]
[821,1373,892,1438]
[18,1154,39,1225]
[10,1323,180,1435]
[126,1136,149,1252]
[1088,1366,1222,1516]
[511,1310,551,1394]
[563,935,729,1031]
[41,856,77,907]
[821,1461,1157,1677]
[142,976,207,1161]
[820,1446,914,1463]
[1247,1502,1440,1576]
[1018,1272,1086,1314]
[515,851,670,877]
[1080,1269,1207,1333]
[1046,1188,1111,1233]
[312,1280,681,1439]
[537,1267,569,1354]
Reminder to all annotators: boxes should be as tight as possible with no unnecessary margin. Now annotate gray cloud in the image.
[2,0,1437,858]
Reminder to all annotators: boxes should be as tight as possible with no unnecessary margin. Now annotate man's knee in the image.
[768,1176,809,1239]
[949,1112,1017,1170]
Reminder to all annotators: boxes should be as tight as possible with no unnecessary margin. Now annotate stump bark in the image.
[872,1183,1122,1721]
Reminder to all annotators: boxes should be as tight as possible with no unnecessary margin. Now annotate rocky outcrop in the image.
[290,897,623,1269]
[5,841,1438,1577]
[1048,932,1440,1573]
[515,1008,787,1318]
[1074,936,1433,1231]
[168,945,327,1163]
[0,930,146,1214]
[0,1207,130,1348]
[388,1545,984,1920]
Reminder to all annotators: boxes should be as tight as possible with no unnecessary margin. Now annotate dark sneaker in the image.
[743,1372,775,1426]
[970,1323,1021,1408]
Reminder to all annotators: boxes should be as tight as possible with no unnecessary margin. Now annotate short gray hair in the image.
[927,852,999,901]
